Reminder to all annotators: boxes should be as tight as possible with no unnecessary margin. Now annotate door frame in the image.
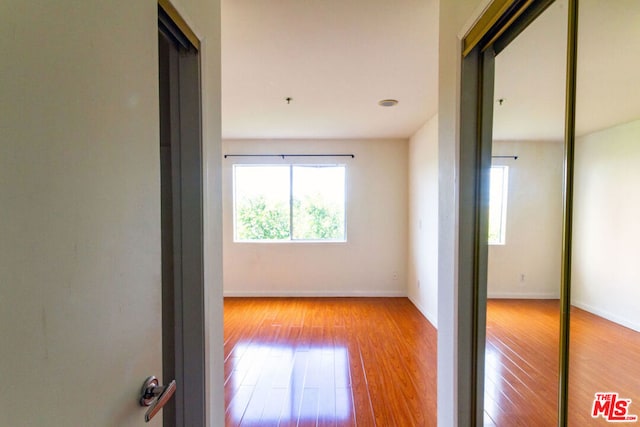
[158,2,206,425]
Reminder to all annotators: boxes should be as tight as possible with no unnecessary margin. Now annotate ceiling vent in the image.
[378,99,398,107]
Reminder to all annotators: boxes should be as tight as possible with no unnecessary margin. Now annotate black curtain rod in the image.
[492,155,518,160]
[224,154,355,159]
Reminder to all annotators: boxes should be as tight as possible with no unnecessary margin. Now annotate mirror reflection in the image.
[485,1,567,424]
[569,1,640,424]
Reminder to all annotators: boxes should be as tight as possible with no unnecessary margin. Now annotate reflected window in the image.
[228,343,352,423]
[489,166,509,245]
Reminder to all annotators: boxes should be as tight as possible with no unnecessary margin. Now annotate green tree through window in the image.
[236,195,290,240]
[234,165,346,242]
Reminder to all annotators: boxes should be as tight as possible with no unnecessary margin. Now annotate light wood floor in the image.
[224,298,437,426]
[224,298,640,426]
[486,299,640,426]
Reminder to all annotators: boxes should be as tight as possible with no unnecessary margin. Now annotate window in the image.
[233,164,346,242]
[488,165,509,245]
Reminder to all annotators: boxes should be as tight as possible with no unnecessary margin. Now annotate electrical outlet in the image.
[520,274,525,283]
[417,280,421,289]
[392,271,398,281]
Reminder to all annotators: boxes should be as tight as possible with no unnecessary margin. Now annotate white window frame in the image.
[232,164,347,243]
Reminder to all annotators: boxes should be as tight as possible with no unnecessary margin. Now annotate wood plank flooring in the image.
[224,298,437,426]
[484,299,560,426]
[224,298,640,426]
[485,299,640,427]
[568,305,640,426]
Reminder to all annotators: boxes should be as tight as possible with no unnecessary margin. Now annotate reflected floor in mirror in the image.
[223,297,437,426]
[485,299,560,426]
[485,299,640,427]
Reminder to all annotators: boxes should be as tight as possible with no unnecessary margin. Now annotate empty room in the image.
[221,1,437,424]
[4,0,640,426]
[221,0,640,426]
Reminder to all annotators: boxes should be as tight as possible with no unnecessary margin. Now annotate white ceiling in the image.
[222,0,640,142]
[221,0,438,139]
[493,0,640,141]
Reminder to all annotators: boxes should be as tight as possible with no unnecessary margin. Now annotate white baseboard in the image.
[572,300,640,333]
[407,296,438,329]
[223,290,407,298]
[488,292,559,299]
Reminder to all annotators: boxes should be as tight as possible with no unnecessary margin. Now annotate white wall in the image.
[408,115,439,326]
[222,139,408,296]
[572,119,640,332]
[488,140,564,299]
[0,1,223,425]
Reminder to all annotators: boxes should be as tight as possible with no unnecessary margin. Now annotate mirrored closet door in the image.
[568,1,640,424]
[462,1,640,425]
[484,1,567,424]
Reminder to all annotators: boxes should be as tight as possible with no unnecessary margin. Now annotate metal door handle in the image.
[139,376,176,422]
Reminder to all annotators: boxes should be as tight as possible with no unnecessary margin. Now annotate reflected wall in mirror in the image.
[485,1,567,425]
[570,1,640,425]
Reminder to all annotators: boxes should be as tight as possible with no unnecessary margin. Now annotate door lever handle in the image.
[139,376,177,422]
